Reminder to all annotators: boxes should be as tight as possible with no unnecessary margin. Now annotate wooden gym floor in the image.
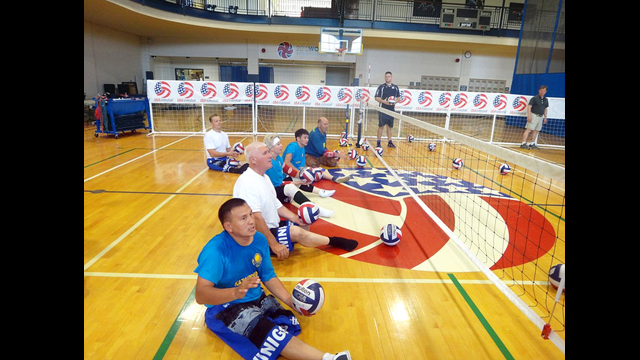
[84,122,565,359]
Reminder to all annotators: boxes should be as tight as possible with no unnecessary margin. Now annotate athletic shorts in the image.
[269,221,295,253]
[204,293,301,360]
[206,157,227,171]
[526,113,544,131]
[378,112,394,128]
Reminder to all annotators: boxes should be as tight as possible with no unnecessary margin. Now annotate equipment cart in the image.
[93,96,151,138]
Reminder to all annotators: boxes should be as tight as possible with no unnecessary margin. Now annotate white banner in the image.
[147,80,565,119]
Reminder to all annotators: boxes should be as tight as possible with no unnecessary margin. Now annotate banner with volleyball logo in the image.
[147,80,564,119]
[147,80,254,104]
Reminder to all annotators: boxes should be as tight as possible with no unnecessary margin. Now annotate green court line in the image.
[153,286,196,360]
[448,273,514,360]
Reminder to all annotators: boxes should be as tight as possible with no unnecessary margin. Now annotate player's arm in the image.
[252,211,289,260]
[263,277,295,309]
[277,205,305,226]
[195,275,260,305]
[283,152,299,173]
[206,148,238,158]
[374,95,389,106]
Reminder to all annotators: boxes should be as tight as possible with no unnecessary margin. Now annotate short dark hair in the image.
[209,114,221,122]
[294,128,309,138]
[218,198,248,224]
[385,71,392,75]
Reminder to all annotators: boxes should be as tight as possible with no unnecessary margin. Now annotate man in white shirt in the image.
[233,141,358,260]
[204,114,248,174]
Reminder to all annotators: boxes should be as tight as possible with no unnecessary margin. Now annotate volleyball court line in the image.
[83,135,195,183]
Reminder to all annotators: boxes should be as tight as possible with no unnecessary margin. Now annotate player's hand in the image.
[271,242,290,260]
[235,276,260,299]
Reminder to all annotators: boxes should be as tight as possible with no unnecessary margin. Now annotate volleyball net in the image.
[145,81,565,350]
[361,103,565,352]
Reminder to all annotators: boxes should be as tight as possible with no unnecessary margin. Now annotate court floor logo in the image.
[300,168,557,273]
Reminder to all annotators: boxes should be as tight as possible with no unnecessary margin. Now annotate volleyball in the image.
[380,224,402,246]
[299,167,315,183]
[452,158,464,169]
[298,202,320,225]
[374,147,384,156]
[407,134,414,143]
[348,149,358,160]
[233,142,245,154]
[356,155,366,167]
[312,167,325,181]
[548,264,565,291]
[387,96,396,104]
[226,158,240,167]
[499,163,511,175]
[362,142,370,151]
[428,142,436,151]
[291,279,325,316]
[339,137,349,147]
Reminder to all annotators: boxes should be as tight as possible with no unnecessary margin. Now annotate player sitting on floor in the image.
[263,133,335,219]
[233,141,359,260]
[204,114,249,174]
[194,197,353,360]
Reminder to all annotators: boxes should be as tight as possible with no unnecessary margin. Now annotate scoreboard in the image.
[439,7,491,31]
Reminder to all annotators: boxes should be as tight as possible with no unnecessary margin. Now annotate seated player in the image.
[262,133,334,218]
[233,141,359,260]
[305,118,352,181]
[194,198,352,360]
[283,128,350,183]
[204,114,249,174]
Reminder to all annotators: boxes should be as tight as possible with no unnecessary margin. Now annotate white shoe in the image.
[318,207,334,218]
[333,350,351,360]
[318,189,336,198]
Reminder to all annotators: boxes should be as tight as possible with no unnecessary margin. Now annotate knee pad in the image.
[283,183,299,200]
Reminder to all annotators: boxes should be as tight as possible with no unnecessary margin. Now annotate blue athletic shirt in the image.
[194,230,277,307]
[283,142,306,169]
[265,154,284,187]
[305,127,326,157]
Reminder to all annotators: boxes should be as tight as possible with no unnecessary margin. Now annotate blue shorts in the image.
[206,157,228,171]
[269,221,296,253]
[204,293,301,360]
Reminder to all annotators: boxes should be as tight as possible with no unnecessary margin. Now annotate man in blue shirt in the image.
[286,128,349,184]
[194,198,352,360]
[305,118,351,185]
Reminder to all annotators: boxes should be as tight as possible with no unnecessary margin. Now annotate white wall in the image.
[84,20,517,98]
[84,21,144,97]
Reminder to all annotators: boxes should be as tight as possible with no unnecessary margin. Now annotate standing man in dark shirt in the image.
[374,71,401,148]
[520,85,549,150]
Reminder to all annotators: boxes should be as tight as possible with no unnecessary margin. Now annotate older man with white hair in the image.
[233,141,358,260]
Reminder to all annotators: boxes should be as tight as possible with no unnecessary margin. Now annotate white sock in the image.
[318,206,334,218]
[318,189,335,198]
[322,354,333,360]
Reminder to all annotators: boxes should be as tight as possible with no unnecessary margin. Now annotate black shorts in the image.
[378,112,394,128]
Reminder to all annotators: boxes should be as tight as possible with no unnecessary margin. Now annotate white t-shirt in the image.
[233,167,282,228]
[203,129,230,159]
